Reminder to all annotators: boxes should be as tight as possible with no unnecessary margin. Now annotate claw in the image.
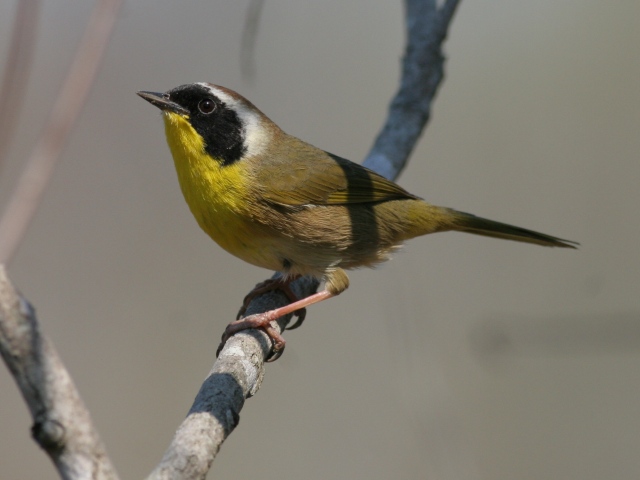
[286,307,306,330]
[218,280,334,362]
[216,312,286,360]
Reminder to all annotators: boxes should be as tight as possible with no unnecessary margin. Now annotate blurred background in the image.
[1,1,638,479]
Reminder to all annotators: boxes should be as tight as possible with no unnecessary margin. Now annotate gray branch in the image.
[148,275,317,479]
[365,0,461,180]
[0,266,119,480]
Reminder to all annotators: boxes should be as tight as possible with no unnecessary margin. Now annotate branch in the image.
[0,266,119,480]
[153,0,462,477]
[364,0,461,180]
[148,275,318,480]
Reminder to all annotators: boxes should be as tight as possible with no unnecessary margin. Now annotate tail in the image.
[445,208,578,249]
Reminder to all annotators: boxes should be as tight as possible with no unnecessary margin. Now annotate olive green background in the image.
[1,1,638,479]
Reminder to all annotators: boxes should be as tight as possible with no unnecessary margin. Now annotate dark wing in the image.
[257,137,416,206]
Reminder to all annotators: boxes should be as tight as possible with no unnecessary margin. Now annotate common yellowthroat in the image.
[138,83,577,359]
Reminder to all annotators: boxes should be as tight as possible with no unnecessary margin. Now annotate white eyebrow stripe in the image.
[199,83,234,104]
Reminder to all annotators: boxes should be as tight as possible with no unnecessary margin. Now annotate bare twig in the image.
[240,0,265,80]
[0,0,42,173]
[155,0,462,476]
[148,275,318,480]
[364,0,461,180]
[0,0,123,264]
[0,266,120,480]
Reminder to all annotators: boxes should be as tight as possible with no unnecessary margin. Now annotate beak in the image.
[137,91,189,115]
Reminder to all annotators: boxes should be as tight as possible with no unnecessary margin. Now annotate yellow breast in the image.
[162,112,278,269]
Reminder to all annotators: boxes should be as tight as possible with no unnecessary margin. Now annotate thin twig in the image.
[364,0,461,180]
[0,0,41,173]
[240,0,265,80]
[0,0,123,264]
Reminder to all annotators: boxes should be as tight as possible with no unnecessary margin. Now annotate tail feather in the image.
[448,209,578,249]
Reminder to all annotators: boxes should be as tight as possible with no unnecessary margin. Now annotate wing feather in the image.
[256,136,416,207]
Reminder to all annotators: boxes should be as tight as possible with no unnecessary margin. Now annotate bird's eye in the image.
[198,98,216,114]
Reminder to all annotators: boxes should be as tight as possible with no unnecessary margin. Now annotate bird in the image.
[137,83,578,360]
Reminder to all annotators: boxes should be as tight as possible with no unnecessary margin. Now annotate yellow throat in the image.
[161,111,253,256]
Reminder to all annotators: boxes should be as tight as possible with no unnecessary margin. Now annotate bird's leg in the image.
[236,276,306,328]
[220,269,349,361]
[217,289,335,361]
